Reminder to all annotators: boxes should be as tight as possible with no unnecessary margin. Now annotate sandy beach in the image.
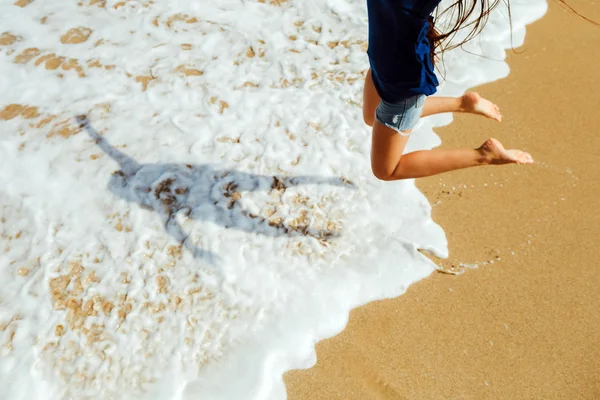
[284,1,600,399]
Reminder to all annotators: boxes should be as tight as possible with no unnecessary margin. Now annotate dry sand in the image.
[284,1,600,399]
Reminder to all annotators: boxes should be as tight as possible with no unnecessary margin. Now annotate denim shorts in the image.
[375,94,426,136]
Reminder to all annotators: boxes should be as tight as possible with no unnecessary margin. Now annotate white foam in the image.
[0,0,546,399]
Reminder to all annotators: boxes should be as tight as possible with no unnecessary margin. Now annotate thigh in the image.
[362,69,381,126]
[370,119,411,177]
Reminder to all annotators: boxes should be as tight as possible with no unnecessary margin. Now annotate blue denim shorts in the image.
[375,94,426,136]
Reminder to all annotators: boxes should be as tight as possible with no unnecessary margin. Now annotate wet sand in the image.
[284,1,600,399]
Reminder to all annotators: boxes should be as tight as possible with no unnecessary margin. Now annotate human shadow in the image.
[76,115,355,265]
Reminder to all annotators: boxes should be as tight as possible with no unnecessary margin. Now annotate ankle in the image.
[458,95,469,113]
[475,147,492,165]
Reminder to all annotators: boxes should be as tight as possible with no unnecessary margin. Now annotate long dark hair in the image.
[426,0,598,65]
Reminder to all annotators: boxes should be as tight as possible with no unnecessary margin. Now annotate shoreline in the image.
[284,1,600,399]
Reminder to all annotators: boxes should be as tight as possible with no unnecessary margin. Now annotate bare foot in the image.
[461,92,502,122]
[477,138,534,165]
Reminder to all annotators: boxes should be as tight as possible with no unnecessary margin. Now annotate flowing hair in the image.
[426,0,599,66]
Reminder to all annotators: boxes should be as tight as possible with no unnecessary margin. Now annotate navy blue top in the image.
[367,0,441,102]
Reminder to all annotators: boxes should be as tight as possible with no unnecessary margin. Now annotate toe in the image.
[517,152,533,164]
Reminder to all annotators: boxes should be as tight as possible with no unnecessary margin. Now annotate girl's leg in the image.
[363,69,532,181]
[362,69,380,127]
[362,68,503,125]
[370,121,532,181]
[421,92,502,121]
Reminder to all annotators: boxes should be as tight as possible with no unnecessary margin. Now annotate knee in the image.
[372,164,410,181]
[371,165,394,181]
[373,172,391,181]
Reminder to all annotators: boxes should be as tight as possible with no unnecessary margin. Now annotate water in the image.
[0,0,547,399]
